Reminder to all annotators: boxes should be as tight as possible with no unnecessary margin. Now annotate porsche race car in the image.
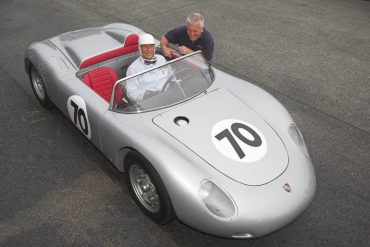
[24,23,316,238]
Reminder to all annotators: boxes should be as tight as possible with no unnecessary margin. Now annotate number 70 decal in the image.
[67,95,91,139]
[211,119,267,163]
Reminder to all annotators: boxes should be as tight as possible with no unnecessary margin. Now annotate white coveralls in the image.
[126,55,170,101]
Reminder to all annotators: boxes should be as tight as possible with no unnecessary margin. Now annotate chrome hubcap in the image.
[31,67,46,100]
[129,164,160,213]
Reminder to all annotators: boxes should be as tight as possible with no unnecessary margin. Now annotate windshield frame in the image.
[108,51,214,113]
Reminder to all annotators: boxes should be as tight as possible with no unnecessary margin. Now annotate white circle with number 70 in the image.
[67,95,91,139]
[211,119,267,163]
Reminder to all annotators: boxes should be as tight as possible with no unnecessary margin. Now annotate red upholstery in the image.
[83,67,122,103]
[79,34,139,69]
[170,52,181,59]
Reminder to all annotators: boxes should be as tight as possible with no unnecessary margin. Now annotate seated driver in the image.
[126,33,170,102]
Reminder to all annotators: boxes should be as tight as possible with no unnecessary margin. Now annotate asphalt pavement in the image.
[0,0,369,246]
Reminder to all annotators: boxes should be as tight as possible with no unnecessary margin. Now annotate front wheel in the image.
[29,65,53,109]
[124,151,174,224]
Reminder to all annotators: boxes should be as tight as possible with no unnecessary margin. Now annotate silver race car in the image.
[24,23,316,238]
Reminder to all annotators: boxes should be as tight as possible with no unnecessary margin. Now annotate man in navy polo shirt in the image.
[161,13,214,61]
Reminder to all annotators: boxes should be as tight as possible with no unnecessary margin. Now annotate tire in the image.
[124,151,175,224]
[29,65,53,109]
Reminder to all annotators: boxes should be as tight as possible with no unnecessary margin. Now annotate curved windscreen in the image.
[110,52,214,113]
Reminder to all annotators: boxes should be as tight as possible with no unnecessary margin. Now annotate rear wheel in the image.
[124,151,174,224]
[29,65,53,109]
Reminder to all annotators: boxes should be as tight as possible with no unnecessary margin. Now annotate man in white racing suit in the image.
[126,33,171,102]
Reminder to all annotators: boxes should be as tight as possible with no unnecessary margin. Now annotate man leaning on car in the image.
[161,13,214,61]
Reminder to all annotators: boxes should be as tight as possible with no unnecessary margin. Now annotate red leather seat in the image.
[79,33,139,69]
[83,67,122,103]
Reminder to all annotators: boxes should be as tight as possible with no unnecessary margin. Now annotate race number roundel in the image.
[211,119,267,163]
[67,95,91,139]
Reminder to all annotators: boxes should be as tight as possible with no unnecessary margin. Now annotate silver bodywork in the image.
[24,23,316,238]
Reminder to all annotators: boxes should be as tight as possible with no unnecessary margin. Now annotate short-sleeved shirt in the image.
[165,26,214,61]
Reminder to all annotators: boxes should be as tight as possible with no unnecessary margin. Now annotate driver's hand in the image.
[162,46,175,58]
[143,90,157,99]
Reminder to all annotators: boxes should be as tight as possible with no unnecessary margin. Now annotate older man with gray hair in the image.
[161,13,214,61]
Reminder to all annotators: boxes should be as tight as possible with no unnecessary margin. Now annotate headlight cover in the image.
[199,180,237,220]
[288,123,309,157]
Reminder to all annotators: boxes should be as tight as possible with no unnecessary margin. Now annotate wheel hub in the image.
[31,68,46,100]
[130,165,160,213]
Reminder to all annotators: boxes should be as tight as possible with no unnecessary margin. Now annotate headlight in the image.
[288,124,309,157]
[199,180,237,220]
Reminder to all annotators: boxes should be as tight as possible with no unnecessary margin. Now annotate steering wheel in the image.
[162,73,177,92]
[161,67,195,92]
